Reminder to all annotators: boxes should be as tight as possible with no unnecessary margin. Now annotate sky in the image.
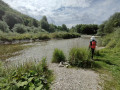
[2,0,120,27]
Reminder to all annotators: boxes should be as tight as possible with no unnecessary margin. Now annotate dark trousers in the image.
[91,48,95,59]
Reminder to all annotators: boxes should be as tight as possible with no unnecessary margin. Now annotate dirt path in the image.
[49,63,102,90]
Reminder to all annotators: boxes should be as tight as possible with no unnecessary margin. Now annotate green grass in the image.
[94,48,120,90]
[94,28,120,89]
[0,44,30,60]
[52,48,66,63]
[0,32,81,42]
[0,58,53,90]
[50,32,81,39]
[68,47,96,68]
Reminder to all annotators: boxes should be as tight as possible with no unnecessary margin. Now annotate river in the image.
[6,35,100,65]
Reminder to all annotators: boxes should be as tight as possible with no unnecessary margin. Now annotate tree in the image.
[40,16,49,32]
[2,12,23,29]
[0,20,9,32]
[75,25,82,33]
[0,9,5,20]
[69,26,76,32]
[99,12,120,34]
[62,24,68,32]
[32,19,39,27]
[57,26,62,31]
[70,24,98,34]
[49,24,56,32]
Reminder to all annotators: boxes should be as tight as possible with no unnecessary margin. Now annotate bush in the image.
[38,34,50,40]
[51,32,81,39]
[29,27,47,33]
[106,39,116,48]
[2,12,23,29]
[0,21,9,32]
[98,12,120,34]
[12,24,27,34]
[68,48,91,67]
[0,58,53,90]
[101,28,120,48]
[52,48,66,63]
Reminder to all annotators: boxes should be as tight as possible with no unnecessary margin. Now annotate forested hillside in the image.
[0,0,41,33]
[0,0,99,35]
[0,0,70,33]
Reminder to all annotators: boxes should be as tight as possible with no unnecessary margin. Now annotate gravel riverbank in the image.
[49,63,102,90]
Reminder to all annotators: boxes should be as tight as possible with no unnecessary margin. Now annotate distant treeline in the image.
[70,24,98,34]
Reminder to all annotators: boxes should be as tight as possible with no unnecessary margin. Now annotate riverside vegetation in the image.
[0,43,54,90]
[52,48,66,63]
[94,28,120,90]
[95,12,120,90]
[0,31,81,42]
[52,47,100,68]
[0,58,53,90]
[0,44,30,60]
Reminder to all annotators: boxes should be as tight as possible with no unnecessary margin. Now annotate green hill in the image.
[0,0,40,32]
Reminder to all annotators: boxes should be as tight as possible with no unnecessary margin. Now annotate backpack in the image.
[90,40,96,49]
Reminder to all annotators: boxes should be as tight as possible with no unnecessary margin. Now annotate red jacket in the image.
[89,40,96,49]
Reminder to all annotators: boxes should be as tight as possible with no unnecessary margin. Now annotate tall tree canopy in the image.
[40,16,49,32]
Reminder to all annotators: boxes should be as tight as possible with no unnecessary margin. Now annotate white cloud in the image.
[2,0,120,27]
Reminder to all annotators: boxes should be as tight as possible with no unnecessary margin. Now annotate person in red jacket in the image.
[89,36,97,59]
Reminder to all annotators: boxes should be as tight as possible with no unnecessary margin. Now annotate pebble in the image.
[49,63,102,90]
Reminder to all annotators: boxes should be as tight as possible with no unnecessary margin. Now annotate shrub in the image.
[12,24,27,34]
[2,12,23,29]
[98,12,120,34]
[38,34,50,40]
[101,28,120,48]
[51,32,81,39]
[0,58,53,90]
[68,48,91,67]
[0,21,9,32]
[52,48,66,63]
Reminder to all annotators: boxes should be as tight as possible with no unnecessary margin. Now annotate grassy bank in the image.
[0,44,31,61]
[0,32,81,42]
[94,48,120,90]
[0,58,53,90]
[93,29,120,89]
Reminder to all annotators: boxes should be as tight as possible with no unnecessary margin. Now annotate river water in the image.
[6,36,100,65]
